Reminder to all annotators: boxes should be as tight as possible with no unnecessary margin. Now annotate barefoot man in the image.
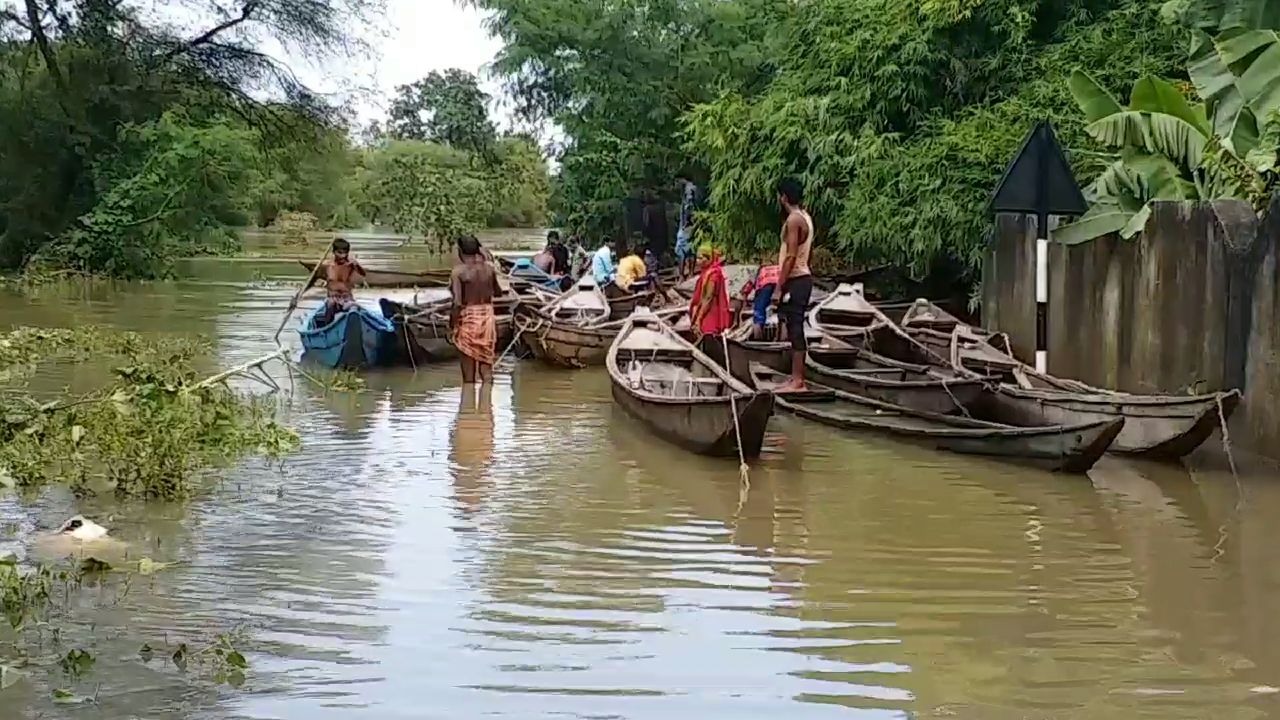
[771,178,814,392]
[450,236,500,384]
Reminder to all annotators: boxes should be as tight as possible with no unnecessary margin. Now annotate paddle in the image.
[274,240,334,344]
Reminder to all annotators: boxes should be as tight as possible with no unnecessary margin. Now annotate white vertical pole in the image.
[1035,235,1048,373]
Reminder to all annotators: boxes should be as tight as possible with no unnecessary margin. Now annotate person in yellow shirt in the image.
[614,243,650,291]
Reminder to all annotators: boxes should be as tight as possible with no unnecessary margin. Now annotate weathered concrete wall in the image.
[982,199,1280,458]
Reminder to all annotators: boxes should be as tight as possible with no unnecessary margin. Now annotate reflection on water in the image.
[2,240,1280,719]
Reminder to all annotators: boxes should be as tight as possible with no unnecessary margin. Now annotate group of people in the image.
[684,177,813,393]
[528,231,589,291]
[311,175,816,394]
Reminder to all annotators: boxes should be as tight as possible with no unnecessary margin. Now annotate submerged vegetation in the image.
[0,326,298,499]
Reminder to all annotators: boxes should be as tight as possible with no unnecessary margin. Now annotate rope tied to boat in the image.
[496,312,545,368]
[1216,392,1238,479]
[719,333,752,517]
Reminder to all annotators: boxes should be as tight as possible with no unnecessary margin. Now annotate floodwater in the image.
[3,234,1280,719]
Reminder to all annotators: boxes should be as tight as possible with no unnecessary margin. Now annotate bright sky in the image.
[2,0,528,134]
[295,0,514,131]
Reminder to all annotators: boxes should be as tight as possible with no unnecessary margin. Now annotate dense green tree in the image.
[473,0,1186,287]
[387,69,497,156]
[471,0,783,236]
[0,0,379,276]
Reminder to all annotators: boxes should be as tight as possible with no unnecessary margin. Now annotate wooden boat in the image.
[298,303,396,368]
[750,365,1123,473]
[978,386,1240,460]
[888,300,1242,459]
[608,310,774,458]
[807,283,913,357]
[898,299,1019,377]
[698,329,851,383]
[300,260,451,289]
[515,276,665,367]
[805,346,985,415]
[379,298,516,365]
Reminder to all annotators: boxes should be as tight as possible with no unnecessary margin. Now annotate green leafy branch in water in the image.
[320,368,366,393]
[143,629,250,688]
[0,556,53,631]
[0,327,300,499]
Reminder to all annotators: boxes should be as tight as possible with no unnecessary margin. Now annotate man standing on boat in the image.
[306,237,366,324]
[450,236,500,384]
[772,178,814,392]
[674,174,698,281]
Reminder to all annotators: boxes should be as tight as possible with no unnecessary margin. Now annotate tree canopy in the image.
[0,0,380,277]
[472,0,1188,286]
[0,2,550,278]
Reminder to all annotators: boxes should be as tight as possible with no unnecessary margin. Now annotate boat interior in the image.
[615,320,732,399]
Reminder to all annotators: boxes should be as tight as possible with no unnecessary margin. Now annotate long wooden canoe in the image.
[750,365,1123,473]
[609,310,774,458]
[978,386,1239,460]
[807,282,905,353]
[891,300,1242,458]
[804,346,985,415]
[301,261,452,289]
[379,298,516,365]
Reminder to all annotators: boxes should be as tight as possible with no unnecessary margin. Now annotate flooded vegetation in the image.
[0,237,1276,718]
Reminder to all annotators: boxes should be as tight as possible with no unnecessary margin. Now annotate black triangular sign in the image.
[990,121,1087,217]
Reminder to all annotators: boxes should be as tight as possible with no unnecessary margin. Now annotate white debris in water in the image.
[1249,686,1280,694]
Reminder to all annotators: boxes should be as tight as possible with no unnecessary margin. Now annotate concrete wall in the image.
[982,199,1280,458]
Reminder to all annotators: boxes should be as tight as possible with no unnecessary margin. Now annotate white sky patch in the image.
[3,0,559,149]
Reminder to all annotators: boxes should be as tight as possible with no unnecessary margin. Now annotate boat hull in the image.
[980,387,1240,459]
[611,382,775,458]
[776,395,1122,473]
[515,305,617,368]
[298,304,395,369]
[805,358,984,415]
[380,298,517,365]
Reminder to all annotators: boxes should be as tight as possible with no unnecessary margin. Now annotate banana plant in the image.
[1053,72,1212,245]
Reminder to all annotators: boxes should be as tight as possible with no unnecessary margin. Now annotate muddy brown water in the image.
[2,234,1280,719]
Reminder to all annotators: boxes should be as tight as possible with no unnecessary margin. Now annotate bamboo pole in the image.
[274,242,333,343]
[188,347,289,391]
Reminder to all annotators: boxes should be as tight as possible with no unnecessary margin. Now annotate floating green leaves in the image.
[59,649,95,679]
[51,688,92,705]
[0,326,300,499]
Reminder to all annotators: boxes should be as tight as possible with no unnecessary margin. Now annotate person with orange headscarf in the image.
[689,246,732,338]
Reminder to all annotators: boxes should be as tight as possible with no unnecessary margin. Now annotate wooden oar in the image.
[273,242,333,343]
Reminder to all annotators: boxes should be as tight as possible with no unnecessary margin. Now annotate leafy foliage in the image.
[388,69,497,156]
[0,326,299,499]
[1055,0,1280,244]
[475,0,1185,283]
[685,0,1186,275]
[0,0,377,277]
[472,0,783,237]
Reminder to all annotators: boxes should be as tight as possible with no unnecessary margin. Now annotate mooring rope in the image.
[721,333,752,517]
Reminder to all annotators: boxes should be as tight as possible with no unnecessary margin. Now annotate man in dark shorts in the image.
[771,178,814,392]
[450,236,501,384]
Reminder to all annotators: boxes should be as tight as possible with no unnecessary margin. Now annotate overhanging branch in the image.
[159,1,261,63]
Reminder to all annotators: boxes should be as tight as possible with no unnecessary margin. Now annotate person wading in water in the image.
[305,237,367,324]
[450,236,500,384]
[771,178,814,392]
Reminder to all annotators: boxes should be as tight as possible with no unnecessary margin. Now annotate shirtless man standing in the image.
[306,237,366,324]
[771,178,814,392]
[450,235,501,384]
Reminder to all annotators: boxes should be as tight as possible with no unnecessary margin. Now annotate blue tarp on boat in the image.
[298,303,396,369]
[508,258,563,289]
